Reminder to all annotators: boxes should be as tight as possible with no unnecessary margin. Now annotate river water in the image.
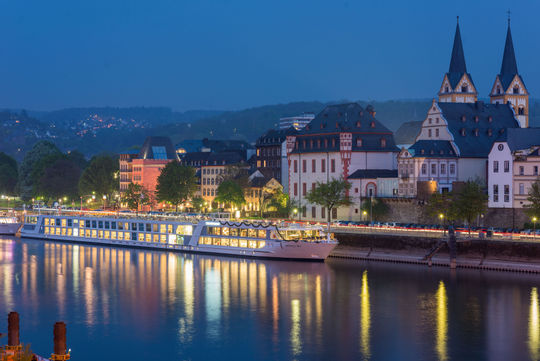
[0,236,539,361]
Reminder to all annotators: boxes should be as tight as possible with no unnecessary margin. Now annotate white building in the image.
[488,128,540,209]
[287,103,399,222]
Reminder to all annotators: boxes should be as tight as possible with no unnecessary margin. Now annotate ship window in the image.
[153,234,159,242]
[131,232,137,241]
[221,238,230,247]
[85,229,91,238]
[138,223,144,231]
[118,222,123,230]
[258,241,266,248]
[131,223,137,231]
[146,223,151,232]
[92,220,97,228]
[240,229,248,237]
[230,228,238,236]
[98,230,103,238]
[111,221,116,230]
[258,229,266,238]
[146,233,152,242]
[98,221,103,229]
[152,224,158,232]
[138,233,144,241]
[56,218,61,226]
[61,228,67,236]
[111,231,116,240]
[160,224,166,233]
[230,239,239,247]
[248,229,257,238]
[239,239,248,248]
[248,240,258,248]
[104,231,110,239]
[117,232,123,240]
[68,219,73,227]
[221,227,230,236]
[44,218,49,226]
[91,230,97,238]
[160,235,167,243]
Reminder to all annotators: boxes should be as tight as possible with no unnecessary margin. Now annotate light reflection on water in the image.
[0,237,539,360]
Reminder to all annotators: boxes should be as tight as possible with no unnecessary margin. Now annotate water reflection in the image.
[530,287,539,361]
[436,281,448,361]
[360,270,371,360]
[1,238,540,360]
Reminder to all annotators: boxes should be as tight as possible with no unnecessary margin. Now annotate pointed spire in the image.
[500,19,518,76]
[449,16,467,74]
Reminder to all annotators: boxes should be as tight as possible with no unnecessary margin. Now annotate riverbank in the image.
[332,233,540,274]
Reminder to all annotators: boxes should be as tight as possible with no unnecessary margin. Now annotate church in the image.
[398,18,528,198]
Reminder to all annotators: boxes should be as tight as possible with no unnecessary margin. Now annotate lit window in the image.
[152,146,167,160]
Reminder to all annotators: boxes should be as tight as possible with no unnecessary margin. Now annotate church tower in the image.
[490,19,529,128]
[438,18,478,103]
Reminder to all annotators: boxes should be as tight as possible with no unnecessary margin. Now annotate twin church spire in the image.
[438,16,529,128]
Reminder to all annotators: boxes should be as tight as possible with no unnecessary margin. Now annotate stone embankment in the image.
[331,232,540,274]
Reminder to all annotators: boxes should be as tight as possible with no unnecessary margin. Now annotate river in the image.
[0,236,538,360]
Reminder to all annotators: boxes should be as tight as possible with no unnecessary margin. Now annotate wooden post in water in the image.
[7,312,20,347]
[51,322,70,360]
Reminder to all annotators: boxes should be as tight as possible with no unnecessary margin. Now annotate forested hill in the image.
[2,99,539,160]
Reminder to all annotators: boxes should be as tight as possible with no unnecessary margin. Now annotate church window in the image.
[513,86,519,94]
[357,138,362,147]
[380,138,386,147]
[428,129,432,137]
[461,85,468,93]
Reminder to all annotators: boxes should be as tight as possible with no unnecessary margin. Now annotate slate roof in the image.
[349,169,398,179]
[497,23,526,91]
[394,121,422,145]
[409,140,458,158]
[291,102,399,154]
[257,127,298,146]
[446,21,475,89]
[437,101,519,157]
[138,136,178,160]
[498,128,540,151]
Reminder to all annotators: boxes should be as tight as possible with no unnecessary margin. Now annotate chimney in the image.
[8,312,20,346]
[53,322,67,356]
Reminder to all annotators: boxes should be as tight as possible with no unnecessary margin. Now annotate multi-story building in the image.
[255,127,298,192]
[398,19,526,198]
[287,102,399,222]
[243,171,282,215]
[176,138,255,161]
[119,150,139,193]
[279,113,315,130]
[488,128,540,209]
[123,137,178,203]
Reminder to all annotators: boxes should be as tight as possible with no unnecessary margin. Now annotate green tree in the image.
[306,178,352,232]
[37,159,81,201]
[0,152,18,195]
[361,197,390,222]
[425,192,455,222]
[78,155,118,200]
[121,183,151,214]
[525,178,540,220]
[66,150,88,169]
[18,141,63,200]
[215,180,245,211]
[267,188,297,218]
[191,196,205,212]
[451,181,487,228]
[155,161,198,211]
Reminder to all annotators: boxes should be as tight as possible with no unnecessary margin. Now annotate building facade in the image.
[488,128,540,209]
[287,103,399,222]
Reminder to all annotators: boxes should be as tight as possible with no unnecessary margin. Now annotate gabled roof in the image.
[497,23,526,91]
[394,121,422,145]
[138,136,178,160]
[438,101,519,157]
[349,169,398,179]
[446,20,475,89]
[497,128,540,152]
[291,102,399,153]
[409,140,458,158]
[257,127,298,146]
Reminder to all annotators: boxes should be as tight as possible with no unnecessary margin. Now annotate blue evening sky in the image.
[0,0,538,111]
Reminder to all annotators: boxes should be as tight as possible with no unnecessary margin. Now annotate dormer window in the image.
[461,85,468,93]
[335,122,339,129]
[356,121,361,128]
[310,140,313,148]
[370,121,375,128]
[421,149,425,155]
[461,115,466,122]
[497,86,501,94]
[429,118,432,124]
[461,128,466,136]
[430,150,434,155]
[332,139,336,147]
[513,86,519,94]
[306,125,310,130]
[302,140,306,148]
[380,138,386,147]
[295,141,298,149]
[317,139,321,148]
[474,116,479,123]
[487,129,493,136]
[337,112,342,117]
[440,150,444,155]
[474,129,479,137]
[357,138,362,147]
[488,116,493,123]
[359,111,363,116]
[445,86,449,93]
[324,139,328,147]
[320,123,324,129]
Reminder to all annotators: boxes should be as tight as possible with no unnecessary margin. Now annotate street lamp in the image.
[362,210,367,221]
[533,216,538,238]
[293,208,298,221]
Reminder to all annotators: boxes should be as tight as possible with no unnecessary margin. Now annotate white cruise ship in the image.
[0,217,21,235]
[20,213,337,260]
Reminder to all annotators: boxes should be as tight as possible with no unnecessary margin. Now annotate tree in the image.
[37,159,81,201]
[306,178,352,232]
[215,180,245,211]
[0,152,18,195]
[525,178,540,220]
[121,183,151,214]
[425,192,455,222]
[361,197,390,222]
[451,181,487,228]
[191,196,205,213]
[66,150,88,170]
[155,162,198,211]
[267,188,297,218]
[18,141,63,200]
[78,155,118,200]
